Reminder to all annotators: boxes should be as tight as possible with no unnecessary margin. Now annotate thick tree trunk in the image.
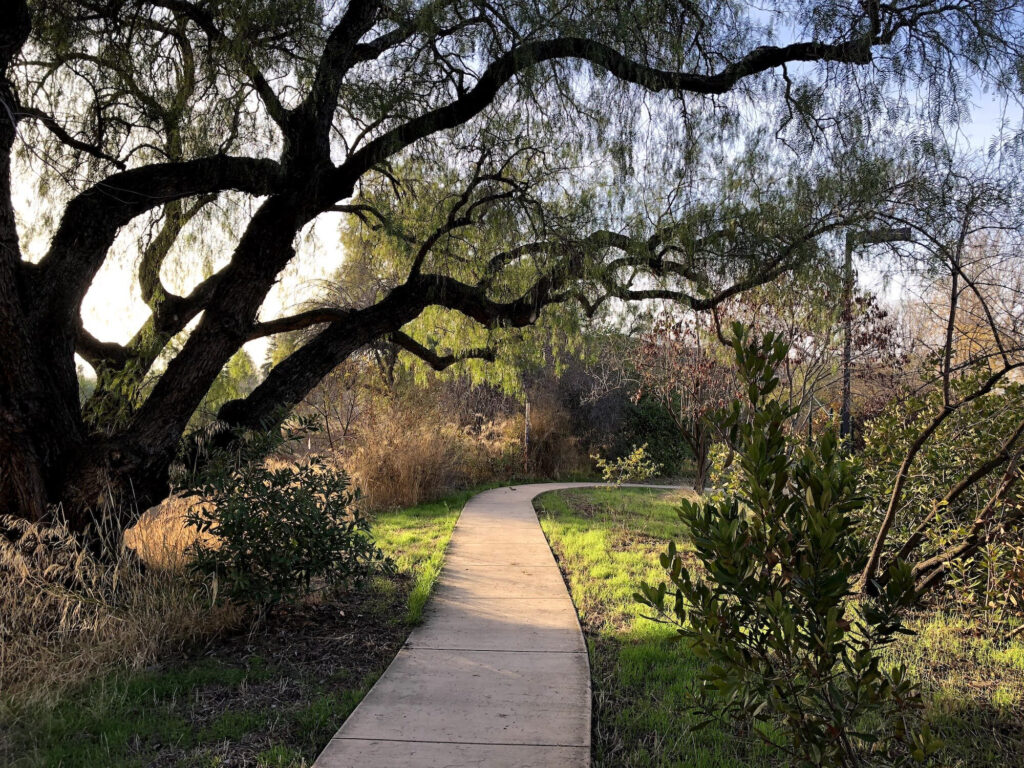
[0,8,72,527]
[219,284,423,430]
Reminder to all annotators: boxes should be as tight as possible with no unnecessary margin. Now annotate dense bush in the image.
[637,326,939,767]
[290,361,595,508]
[860,377,1024,626]
[618,395,692,476]
[344,390,523,509]
[185,457,391,606]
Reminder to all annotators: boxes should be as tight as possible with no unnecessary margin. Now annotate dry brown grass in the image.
[335,385,591,510]
[122,495,213,566]
[344,397,523,509]
[0,507,243,710]
[525,392,590,478]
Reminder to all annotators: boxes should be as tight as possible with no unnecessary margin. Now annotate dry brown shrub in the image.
[526,391,590,478]
[292,361,596,508]
[122,496,204,567]
[0,509,243,708]
[344,395,523,509]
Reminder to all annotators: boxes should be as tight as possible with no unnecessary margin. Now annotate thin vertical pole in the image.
[838,226,911,447]
[524,399,531,474]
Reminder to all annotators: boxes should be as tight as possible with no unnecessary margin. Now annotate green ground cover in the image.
[1,490,471,768]
[535,486,1024,768]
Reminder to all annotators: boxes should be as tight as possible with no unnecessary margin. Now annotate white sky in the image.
[857,91,1023,304]
[76,213,348,367]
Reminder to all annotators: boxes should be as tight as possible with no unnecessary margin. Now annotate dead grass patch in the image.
[0,509,243,710]
[344,398,522,509]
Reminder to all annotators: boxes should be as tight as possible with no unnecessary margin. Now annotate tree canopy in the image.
[1,0,1023,542]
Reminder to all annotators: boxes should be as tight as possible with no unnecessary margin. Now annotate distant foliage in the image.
[339,379,527,509]
[191,349,260,428]
[627,311,738,492]
[619,395,693,476]
[185,456,391,606]
[637,325,939,767]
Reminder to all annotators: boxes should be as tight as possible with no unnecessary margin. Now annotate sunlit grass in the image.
[883,611,1024,766]
[536,486,1024,768]
[368,489,471,623]
[536,487,773,768]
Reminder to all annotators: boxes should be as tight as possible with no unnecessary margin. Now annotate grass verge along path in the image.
[1,490,472,768]
[535,486,1024,768]
[535,486,769,768]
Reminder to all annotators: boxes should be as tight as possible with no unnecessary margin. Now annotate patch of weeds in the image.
[255,744,306,767]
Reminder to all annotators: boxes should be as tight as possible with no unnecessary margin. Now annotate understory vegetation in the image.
[270,345,695,509]
[2,354,688,767]
[536,487,1024,768]
[0,489,470,767]
[640,328,935,766]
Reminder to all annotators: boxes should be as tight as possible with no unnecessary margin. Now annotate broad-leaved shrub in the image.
[637,325,940,767]
[186,456,391,606]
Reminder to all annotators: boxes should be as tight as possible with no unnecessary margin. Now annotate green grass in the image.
[535,487,1024,768]
[369,488,472,623]
[1,489,470,768]
[882,611,1024,766]
[535,487,772,767]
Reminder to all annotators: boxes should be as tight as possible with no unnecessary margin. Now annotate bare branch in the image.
[339,31,883,185]
[14,105,126,169]
[390,330,496,370]
[147,0,290,127]
[247,307,352,340]
[75,323,128,371]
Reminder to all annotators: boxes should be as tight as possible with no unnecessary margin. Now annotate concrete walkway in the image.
[313,482,630,768]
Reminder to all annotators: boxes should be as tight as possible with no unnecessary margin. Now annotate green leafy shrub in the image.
[185,457,392,606]
[592,443,662,486]
[707,440,743,495]
[637,325,939,767]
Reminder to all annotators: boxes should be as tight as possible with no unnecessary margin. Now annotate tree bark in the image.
[0,1,81,527]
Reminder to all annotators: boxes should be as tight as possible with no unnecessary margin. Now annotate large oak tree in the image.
[0,0,1020,546]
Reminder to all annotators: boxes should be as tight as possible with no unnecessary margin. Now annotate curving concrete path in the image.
[314,482,660,768]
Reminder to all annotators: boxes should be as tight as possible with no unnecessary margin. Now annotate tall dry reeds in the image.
[289,361,595,509]
[344,395,523,509]
[523,391,590,478]
[0,502,242,709]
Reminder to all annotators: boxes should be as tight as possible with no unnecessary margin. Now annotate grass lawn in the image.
[534,486,1024,768]
[0,489,472,768]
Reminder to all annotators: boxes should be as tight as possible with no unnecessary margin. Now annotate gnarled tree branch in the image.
[390,330,496,370]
